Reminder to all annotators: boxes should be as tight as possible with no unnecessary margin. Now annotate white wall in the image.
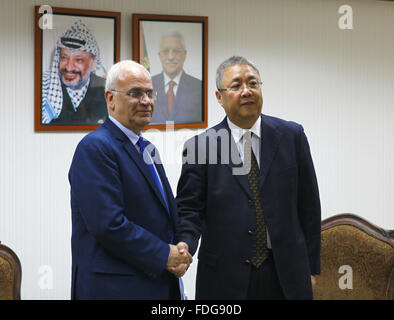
[0,0,393,300]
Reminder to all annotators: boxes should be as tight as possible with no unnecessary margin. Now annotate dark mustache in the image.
[60,69,81,77]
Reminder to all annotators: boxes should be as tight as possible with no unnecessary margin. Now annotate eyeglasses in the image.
[218,80,263,93]
[111,89,157,101]
[159,48,185,57]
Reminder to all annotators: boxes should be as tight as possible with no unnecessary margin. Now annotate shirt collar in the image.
[108,115,140,146]
[163,70,183,86]
[227,116,261,144]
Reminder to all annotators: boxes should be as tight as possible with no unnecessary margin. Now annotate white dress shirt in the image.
[227,116,272,248]
[108,115,165,192]
[163,70,183,96]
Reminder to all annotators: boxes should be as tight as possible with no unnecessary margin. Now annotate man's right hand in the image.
[166,243,193,277]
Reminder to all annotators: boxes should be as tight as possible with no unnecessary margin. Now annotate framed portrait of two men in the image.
[34,6,120,131]
[34,8,207,131]
[133,14,208,130]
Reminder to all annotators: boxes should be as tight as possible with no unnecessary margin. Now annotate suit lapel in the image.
[214,118,253,200]
[154,73,169,120]
[127,143,171,214]
[214,115,283,197]
[259,115,282,189]
[154,159,177,224]
[102,118,169,213]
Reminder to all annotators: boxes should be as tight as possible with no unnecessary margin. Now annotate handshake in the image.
[166,242,193,278]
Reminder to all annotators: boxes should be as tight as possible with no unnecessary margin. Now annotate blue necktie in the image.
[137,137,173,244]
[137,137,169,212]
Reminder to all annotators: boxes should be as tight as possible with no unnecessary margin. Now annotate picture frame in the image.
[132,13,208,130]
[34,6,121,131]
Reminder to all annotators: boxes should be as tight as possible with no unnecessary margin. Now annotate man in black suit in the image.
[150,32,202,125]
[41,20,107,125]
[176,56,321,299]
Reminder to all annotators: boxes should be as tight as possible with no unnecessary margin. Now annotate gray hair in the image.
[105,60,149,92]
[216,56,261,89]
[160,31,186,51]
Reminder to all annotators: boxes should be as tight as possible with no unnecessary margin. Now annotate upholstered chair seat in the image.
[0,243,21,300]
[313,214,393,300]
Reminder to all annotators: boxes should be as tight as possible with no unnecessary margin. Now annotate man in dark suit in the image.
[69,60,192,299]
[150,32,202,125]
[176,56,321,299]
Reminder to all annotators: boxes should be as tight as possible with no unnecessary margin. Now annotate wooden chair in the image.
[0,242,22,300]
[313,213,394,300]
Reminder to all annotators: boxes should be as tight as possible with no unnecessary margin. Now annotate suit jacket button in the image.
[245,259,251,265]
[248,230,253,236]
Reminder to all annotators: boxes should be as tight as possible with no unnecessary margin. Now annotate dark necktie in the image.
[137,137,169,212]
[243,132,268,268]
[167,80,175,115]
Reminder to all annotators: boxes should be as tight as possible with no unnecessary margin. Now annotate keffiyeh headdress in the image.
[42,20,104,123]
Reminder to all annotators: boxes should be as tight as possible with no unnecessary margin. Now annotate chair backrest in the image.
[0,243,22,300]
[313,213,394,300]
